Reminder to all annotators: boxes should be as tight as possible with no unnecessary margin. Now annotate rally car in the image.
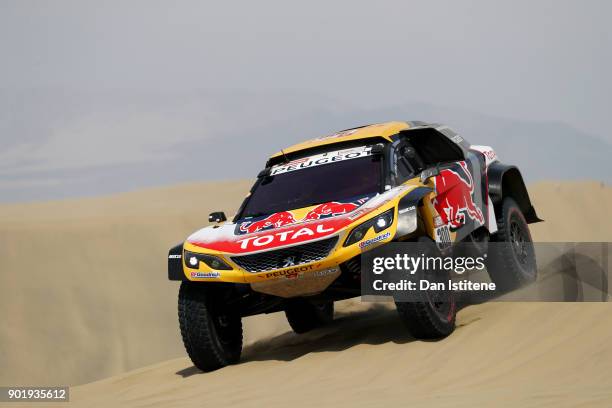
[168,121,540,371]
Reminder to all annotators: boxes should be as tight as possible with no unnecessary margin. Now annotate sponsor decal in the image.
[262,263,321,279]
[312,267,339,277]
[359,231,391,249]
[192,219,347,253]
[263,265,338,280]
[304,201,362,220]
[482,149,496,161]
[435,225,452,250]
[451,135,464,144]
[286,267,339,280]
[239,211,297,234]
[168,254,181,259]
[431,162,484,230]
[238,224,335,250]
[238,195,372,235]
[348,209,367,220]
[433,215,444,228]
[269,146,372,176]
[470,145,498,167]
[398,205,416,215]
[189,186,413,254]
[190,271,221,279]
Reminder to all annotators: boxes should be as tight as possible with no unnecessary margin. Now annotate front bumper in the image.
[177,224,396,284]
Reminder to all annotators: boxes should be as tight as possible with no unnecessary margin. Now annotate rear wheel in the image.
[285,299,334,334]
[487,197,537,291]
[178,282,243,371]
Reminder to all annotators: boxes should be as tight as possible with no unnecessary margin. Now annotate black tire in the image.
[178,282,242,371]
[487,197,537,292]
[285,299,334,334]
[395,262,457,339]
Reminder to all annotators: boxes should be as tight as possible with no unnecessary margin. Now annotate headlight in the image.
[184,251,232,270]
[344,208,394,247]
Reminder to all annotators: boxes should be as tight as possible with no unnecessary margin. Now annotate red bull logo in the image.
[238,196,372,235]
[239,211,297,234]
[304,202,358,220]
[432,162,484,230]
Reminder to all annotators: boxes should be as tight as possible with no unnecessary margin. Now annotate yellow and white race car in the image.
[168,121,541,371]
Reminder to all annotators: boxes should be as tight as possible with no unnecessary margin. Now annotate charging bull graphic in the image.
[238,196,372,234]
[304,201,359,220]
[432,162,484,230]
[239,211,297,234]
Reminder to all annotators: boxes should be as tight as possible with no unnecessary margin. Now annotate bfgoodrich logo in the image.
[190,271,220,279]
[359,232,391,249]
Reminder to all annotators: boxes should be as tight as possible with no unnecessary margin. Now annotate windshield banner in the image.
[270,146,373,176]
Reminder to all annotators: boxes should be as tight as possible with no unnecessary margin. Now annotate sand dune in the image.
[0,180,253,388]
[528,181,612,242]
[70,302,612,407]
[1,180,611,407]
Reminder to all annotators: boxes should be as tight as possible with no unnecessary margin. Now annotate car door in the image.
[431,160,485,234]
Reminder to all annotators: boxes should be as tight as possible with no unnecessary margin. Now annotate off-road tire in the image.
[394,238,456,339]
[285,299,334,334]
[395,265,456,339]
[487,197,537,292]
[178,282,242,371]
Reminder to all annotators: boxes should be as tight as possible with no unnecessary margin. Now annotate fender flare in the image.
[168,243,187,281]
[487,162,542,223]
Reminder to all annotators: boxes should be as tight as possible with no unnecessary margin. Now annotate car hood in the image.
[186,186,412,255]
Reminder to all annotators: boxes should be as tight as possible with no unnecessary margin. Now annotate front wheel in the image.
[178,282,243,371]
[285,299,334,334]
[486,197,537,292]
[395,241,456,339]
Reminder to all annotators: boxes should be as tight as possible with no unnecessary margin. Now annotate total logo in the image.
[237,224,334,250]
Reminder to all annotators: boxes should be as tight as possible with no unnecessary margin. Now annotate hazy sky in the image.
[2,0,611,139]
[1,0,611,202]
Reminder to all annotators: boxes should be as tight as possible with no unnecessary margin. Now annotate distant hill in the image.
[1,90,610,202]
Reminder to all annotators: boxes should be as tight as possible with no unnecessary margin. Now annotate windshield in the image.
[239,150,382,219]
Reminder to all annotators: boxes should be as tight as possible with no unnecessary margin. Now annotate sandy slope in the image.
[0,180,253,387]
[1,180,611,407]
[70,302,612,408]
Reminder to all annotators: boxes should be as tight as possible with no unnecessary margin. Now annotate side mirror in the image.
[420,166,440,183]
[208,212,227,223]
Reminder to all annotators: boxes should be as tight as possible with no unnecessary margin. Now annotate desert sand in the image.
[1,180,611,407]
